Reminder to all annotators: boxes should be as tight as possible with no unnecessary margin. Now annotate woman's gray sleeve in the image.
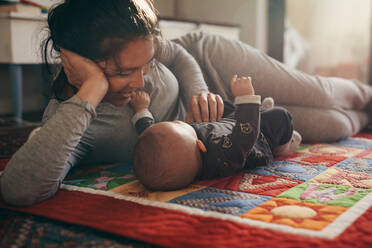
[155,37,209,103]
[0,95,96,206]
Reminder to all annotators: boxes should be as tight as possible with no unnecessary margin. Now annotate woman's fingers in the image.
[187,92,225,123]
[198,93,209,122]
[60,50,77,85]
[216,94,224,120]
[60,52,69,71]
[185,111,194,123]
[189,95,202,122]
[59,48,105,89]
[60,48,81,62]
[207,93,217,122]
[207,93,224,121]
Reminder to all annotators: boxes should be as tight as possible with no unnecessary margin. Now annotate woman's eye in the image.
[143,64,150,74]
[118,72,131,77]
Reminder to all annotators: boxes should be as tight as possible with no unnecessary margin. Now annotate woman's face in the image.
[99,37,154,106]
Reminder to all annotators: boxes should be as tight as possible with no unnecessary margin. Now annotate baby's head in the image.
[133,121,204,191]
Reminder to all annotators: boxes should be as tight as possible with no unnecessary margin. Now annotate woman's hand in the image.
[60,48,109,107]
[185,92,224,123]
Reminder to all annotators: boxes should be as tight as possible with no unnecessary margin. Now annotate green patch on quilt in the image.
[63,167,136,191]
[295,145,310,152]
[278,182,372,207]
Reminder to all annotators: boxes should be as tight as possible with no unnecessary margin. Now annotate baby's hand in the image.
[230,75,255,97]
[130,91,150,113]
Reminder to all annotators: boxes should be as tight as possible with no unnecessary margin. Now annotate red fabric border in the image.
[0,159,9,171]
[1,189,372,247]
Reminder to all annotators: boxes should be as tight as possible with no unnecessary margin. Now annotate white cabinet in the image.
[0,12,46,120]
[159,18,240,41]
[0,12,46,63]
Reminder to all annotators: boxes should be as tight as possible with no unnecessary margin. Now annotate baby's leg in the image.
[260,107,302,156]
[274,131,302,157]
[261,97,275,111]
[260,107,294,150]
[173,31,372,111]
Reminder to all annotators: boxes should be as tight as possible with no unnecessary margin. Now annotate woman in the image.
[0,0,222,206]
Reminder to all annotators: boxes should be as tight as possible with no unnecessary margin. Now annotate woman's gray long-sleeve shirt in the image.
[0,38,209,206]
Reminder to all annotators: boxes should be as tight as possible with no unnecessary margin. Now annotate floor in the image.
[0,111,42,128]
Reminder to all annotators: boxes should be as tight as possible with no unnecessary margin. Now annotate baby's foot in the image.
[261,97,274,111]
[274,130,302,156]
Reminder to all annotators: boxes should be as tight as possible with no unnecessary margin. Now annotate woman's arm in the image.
[0,96,96,206]
[155,37,224,122]
[1,50,109,206]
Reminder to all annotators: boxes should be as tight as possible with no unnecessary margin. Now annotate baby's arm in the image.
[130,91,155,135]
[206,76,261,178]
[130,91,150,113]
[230,75,255,96]
[230,75,261,158]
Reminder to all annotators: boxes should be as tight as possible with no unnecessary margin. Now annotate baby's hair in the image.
[133,124,201,191]
[133,130,175,190]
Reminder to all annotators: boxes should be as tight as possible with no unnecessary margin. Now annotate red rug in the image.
[2,133,372,247]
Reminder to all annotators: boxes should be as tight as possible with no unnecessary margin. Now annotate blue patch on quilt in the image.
[334,158,372,174]
[329,137,372,149]
[169,187,271,216]
[249,161,328,181]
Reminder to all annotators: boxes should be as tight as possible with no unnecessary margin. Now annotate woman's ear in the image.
[196,139,207,153]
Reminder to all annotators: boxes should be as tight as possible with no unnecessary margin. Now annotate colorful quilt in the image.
[2,134,372,247]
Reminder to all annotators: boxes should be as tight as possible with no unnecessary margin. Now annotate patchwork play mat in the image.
[3,134,372,247]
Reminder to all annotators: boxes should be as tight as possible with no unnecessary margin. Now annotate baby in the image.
[130,76,301,191]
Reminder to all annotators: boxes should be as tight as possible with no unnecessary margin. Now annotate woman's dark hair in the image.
[43,0,159,101]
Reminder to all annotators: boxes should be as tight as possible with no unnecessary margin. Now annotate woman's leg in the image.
[173,31,372,110]
[173,31,372,140]
[283,105,368,141]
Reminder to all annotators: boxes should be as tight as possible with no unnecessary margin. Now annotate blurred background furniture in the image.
[0,11,46,122]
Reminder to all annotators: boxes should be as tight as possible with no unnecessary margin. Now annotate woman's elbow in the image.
[0,177,57,207]
[1,186,35,207]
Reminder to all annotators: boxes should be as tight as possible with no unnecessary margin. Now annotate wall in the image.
[286,0,371,82]
[154,0,175,16]
[155,0,267,49]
